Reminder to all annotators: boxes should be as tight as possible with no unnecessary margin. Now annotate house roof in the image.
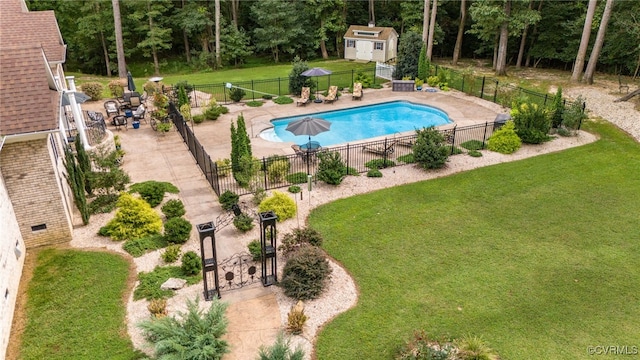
[344,25,398,41]
[0,0,66,63]
[0,46,60,136]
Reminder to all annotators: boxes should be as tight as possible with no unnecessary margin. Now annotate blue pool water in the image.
[261,100,451,146]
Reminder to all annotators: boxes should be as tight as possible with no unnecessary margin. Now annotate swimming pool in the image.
[260,100,451,146]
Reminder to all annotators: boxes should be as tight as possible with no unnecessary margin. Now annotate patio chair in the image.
[129,93,142,110]
[132,104,147,123]
[324,86,338,103]
[111,115,127,131]
[352,82,363,100]
[362,140,396,156]
[292,144,308,161]
[619,75,630,94]
[104,100,119,117]
[297,87,311,107]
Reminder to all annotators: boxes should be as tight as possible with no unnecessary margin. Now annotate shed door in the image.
[356,41,373,61]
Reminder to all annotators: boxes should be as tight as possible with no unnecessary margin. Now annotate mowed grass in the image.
[18,249,144,360]
[311,120,640,359]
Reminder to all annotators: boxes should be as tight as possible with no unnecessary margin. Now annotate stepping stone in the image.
[161,277,187,290]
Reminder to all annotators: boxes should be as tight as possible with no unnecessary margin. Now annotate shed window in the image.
[347,40,355,48]
[374,42,384,50]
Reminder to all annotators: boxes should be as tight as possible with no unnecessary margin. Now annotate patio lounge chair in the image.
[297,87,311,107]
[362,140,396,156]
[352,82,363,100]
[132,104,147,123]
[104,100,119,117]
[324,86,338,103]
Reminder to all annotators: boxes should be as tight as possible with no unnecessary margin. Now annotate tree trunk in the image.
[320,19,329,59]
[422,0,430,45]
[215,0,221,68]
[572,0,597,82]
[369,0,375,24]
[525,0,543,67]
[452,0,466,66]
[182,0,191,63]
[516,0,533,69]
[112,0,126,78]
[614,88,640,102]
[100,31,111,76]
[148,7,160,75]
[495,0,511,76]
[583,0,614,84]
[427,0,438,60]
[231,0,239,28]
[493,32,499,70]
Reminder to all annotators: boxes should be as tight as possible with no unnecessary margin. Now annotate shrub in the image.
[164,217,192,244]
[161,199,186,218]
[396,330,453,360]
[193,114,205,124]
[147,298,168,318]
[427,76,439,87]
[156,122,172,133]
[487,120,522,154]
[511,102,551,144]
[219,190,239,211]
[234,155,260,188]
[316,151,347,185]
[268,159,290,183]
[233,213,254,232]
[251,186,267,206]
[246,101,263,107]
[262,94,273,100]
[180,104,192,123]
[215,158,232,177]
[248,240,262,261]
[274,96,294,105]
[560,96,586,135]
[367,169,383,177]
[460,140,486,151]
[286,172,308,184]
[258,332,304,360]
[288,56,312,95]
[81,82,104,101]
[280,245,332,300]
[354,69,372,88]
[162,244,181,263]
[88,194,119,214]
[468,150,483,157]
[181,251,202,276]
[129,180,179,208]
[258,191,296,222]
[413,127,449,170]
[138,297,229,359]
[123,234,168,257]
[455,335,499,360]
[100,193,162,241]
[204,100,227,121]
[229,87,246,102]
[365,158,395,169]
[551,87,564,128]
[108,79,126,98]
[288,185,301,193]
[279,227,323,257]
[286,301,307,335]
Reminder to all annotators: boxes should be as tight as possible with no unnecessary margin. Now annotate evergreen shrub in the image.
[280,245,332,300]
[233,213,254,232]
[258,191,296,222]
[100,193,162,241]
[487,121,521,154]
[164,217,192,244]
[219,190,239,211]
[161,199,186,218]
[181,251,202,276]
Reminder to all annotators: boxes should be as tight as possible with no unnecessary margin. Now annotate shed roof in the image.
[344,25,398,41]
[0,0,66,63]
[0,46,60,136]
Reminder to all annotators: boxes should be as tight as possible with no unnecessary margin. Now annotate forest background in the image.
[27,0,640,82]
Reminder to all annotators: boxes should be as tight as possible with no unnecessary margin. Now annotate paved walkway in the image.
[82,86,502,358]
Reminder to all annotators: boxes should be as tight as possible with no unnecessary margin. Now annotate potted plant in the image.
[156,122,172,133]
[415,78,424,91]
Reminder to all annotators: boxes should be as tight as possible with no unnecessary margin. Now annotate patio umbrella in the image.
[61,91,91,106]
[286,116,332,144]
[127,71,136,92]
[301,67,332,102]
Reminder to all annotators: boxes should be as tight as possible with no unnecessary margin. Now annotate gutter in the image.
[1,129,60,145]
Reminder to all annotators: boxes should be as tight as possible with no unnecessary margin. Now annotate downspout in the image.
[64,76,90,149]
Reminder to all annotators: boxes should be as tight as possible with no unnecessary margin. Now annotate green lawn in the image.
[18,249,144,360]
[311,120,640,359]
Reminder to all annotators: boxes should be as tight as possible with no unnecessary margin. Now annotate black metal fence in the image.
[167,66,379,107]
[169,103,504,197]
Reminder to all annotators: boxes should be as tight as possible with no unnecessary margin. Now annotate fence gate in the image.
[217,252,262,292]
[376,61,395,80]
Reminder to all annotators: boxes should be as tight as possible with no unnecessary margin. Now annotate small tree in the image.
[511,102,551,144]
[258,332,304,360]
[417,44,429,81]
[64,148,89,225]
[316,151,347,185]
[74,135,92,195]
[560,96,587,136]
[393,31,423,80]
[413,127,450,170]
[288,56,313,96]
[177,84,189,109]
[280,244,332,300]
[138,297,229,360]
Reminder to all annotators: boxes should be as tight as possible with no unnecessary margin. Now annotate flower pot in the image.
[132,121,140,129]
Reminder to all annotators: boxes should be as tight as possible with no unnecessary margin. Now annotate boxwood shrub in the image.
[163,217,192,244]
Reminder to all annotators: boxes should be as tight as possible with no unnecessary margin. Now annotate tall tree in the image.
[112,0,126,77]
[515,0,534,69]
[583,0,615,84]
[426,0,438,60]
[176,2,214,67]
[572,0,598,81]
[77,0,113,76]
[251,0,305,63]
[130,0,173,75]
[452,0,467,65]
[369,0,375,24]
[180,0,191,63]
[495,0,511,76]
[307,0,345,59]
[422,0,431,44]
[215,0,221,67]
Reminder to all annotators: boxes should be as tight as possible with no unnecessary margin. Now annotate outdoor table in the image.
[300,141,321,150]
